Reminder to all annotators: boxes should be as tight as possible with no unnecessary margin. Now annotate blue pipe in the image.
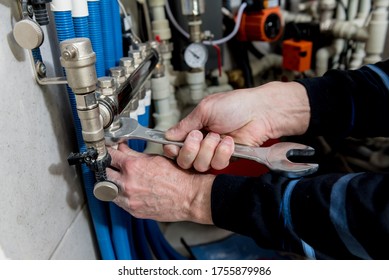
[87,0,106,78]
[32,48,42,63]
[144,220,169,260]
[100,0,116,73]
[73,16,89,38]
[126,215,139,259]
[133,219,153,259]
[109,203,132,259]
[110,0,123,63]
[53,9,116,260]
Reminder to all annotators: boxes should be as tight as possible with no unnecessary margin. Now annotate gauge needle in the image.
[189,50,200,59]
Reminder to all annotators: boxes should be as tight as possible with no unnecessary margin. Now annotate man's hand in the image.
[164,81,310,172]
[106,143,215,224]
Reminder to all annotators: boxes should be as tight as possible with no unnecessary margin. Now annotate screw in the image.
[36,61,46,77]
[62,46,77,60]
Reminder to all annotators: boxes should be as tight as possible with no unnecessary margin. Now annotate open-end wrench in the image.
[105,117,319,178]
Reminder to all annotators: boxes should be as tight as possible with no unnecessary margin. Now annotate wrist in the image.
[259,81,310,138]
[188,174,215,224]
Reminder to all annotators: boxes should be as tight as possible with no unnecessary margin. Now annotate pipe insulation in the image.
[99,0,116,73]
[87,0,106,78]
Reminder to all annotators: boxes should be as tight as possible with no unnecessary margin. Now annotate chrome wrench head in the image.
[262,142,319,178]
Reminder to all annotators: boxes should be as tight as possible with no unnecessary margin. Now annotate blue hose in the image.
[54,9,116,260]
[87,0,106,78]
[109,204,132,259]
[32,48,42,63]
[100,0,116,73]
[73,16,89,38]
[133,219,153,259]
[110,0,123,63]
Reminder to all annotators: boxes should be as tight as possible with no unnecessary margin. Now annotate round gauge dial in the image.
[184,43,208,69]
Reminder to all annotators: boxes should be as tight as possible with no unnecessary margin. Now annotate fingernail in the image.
[188,130,203,141]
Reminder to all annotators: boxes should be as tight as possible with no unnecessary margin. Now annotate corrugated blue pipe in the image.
[87,0,106,78]
[73,16,89,38]
[133,219,153,259]
[53,9,116,260]
[126,216,139,259]
[100,0,116,73]
[32,48,42,63]
[110,0,123,63]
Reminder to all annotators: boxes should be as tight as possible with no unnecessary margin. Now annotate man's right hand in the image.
[164,81,311,172]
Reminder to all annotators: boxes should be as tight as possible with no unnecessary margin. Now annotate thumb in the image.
[165,111,204,141]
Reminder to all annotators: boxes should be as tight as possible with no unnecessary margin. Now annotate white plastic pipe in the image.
[250,54,283,77]
[150,0,172,41]
[364,0,389,64]
[348,0,359,20]
[315,45,338,76]
[71,0,88,17]
[51,0,72,12]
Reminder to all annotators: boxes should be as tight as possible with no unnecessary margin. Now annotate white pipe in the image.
[364,0,389,64]
[349,45,366,69]
[353,0,371,26]
[348,0,359,20]
[349,0,371,68]
[71,0,88,17]
[330,20,369,41]
[319,0,336,22]
[250,54,283,77]
[186,70,205,103]
[282,10,313,23]
[150,0,172,41]
[315,45,337,76]
[51,0,72,12]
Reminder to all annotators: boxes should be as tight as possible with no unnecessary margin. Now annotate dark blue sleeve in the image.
[211,172,389,259]
[297,60,389,139]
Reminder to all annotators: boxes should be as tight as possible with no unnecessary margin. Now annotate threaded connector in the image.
[31,0,52,26]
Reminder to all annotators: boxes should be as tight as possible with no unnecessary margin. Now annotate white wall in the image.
[0,0,98,259]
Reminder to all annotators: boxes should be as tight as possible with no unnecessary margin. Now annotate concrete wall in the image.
[0,0,98,259]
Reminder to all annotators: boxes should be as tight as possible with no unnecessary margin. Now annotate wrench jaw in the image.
[104,117,138,146]
[266,142,319,178]
[269,161,319,178]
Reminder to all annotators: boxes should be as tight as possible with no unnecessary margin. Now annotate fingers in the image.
[210,136,234,170]
[163,144,180,158]
[175,131,234,172]
[106,167,123,189]
[165,108,204,141]
[176,130,203,169]
[108,143,144,170]
[193,132,221,172]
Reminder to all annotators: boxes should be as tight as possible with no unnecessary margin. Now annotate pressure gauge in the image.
[184,42,208,69]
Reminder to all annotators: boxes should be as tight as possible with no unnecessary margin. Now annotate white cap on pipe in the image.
[72,0,89,17]
[51,0,72,12]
